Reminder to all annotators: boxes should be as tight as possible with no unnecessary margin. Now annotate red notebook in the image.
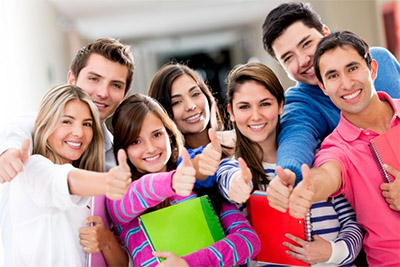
[369,124,400,183]
[247,191,311,266]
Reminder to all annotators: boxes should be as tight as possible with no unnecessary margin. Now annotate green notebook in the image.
[139,195,225,262]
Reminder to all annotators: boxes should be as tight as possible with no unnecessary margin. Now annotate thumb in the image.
[208,128,221,152]
[117,149,130,171]
[301,164,312,189]
[238,157,252,184]
[180,147,192,167]
[84,215,103,225]
[275,166,294,186]
[20,138,31,163]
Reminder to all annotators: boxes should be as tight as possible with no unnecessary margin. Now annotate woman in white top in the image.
[7,84,131,266]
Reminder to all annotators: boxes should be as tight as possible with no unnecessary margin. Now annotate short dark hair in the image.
[262,2,323,58]
[70,37,135,94]
[314,31,372,84]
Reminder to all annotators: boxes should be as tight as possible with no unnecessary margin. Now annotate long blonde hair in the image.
[33,84,105,172]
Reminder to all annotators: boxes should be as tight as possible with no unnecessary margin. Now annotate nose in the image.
[72,124,83,137]
[298,53,311,68]
[145,140,157,153]
[251,107,262,121]
[95,83,109,99]
[340,73,354,90]
[184,99,196,112]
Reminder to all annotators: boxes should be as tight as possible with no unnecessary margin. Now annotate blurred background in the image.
[0,0,399,263]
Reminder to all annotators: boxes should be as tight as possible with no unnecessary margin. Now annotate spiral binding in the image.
[304,210,313,242]
[204,195,225,237]
[369,142,392,183]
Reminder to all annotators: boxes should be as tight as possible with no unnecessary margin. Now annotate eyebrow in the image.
[171,85,199,99]
[62,115,93,121]
[235,97,273,105]
[280,34,311,61]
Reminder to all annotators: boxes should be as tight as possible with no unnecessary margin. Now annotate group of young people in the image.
[0,2,399,267]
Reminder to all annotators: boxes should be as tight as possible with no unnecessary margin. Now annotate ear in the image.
[318,80,329,96]
[322,24,330,36]
[370,59,378,81]
[278,102,284,115]
[67,70,76,85]
[227,105,235,122]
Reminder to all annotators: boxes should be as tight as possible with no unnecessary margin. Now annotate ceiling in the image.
[46,0,284,41]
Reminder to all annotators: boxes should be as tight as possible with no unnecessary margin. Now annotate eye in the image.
[260,102,271,107]
[171,100,182,106]
[112,83,123,89]
[83,122,93,127]
[192,91,201,97]
[132,139,140,145]
[283,55,292,63]
[88,76,98,82]
[349,66,358,72]
[327,73,338,80]
[62,119,72,124]
[238,104,250,110]
[303,40,312,48]
[154,131,163,138]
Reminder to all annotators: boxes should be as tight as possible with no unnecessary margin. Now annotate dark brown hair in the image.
[226,62,285,190]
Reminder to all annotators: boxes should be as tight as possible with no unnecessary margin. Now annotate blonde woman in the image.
[5,84,131,266]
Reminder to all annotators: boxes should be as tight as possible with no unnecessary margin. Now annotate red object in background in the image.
[382,1,400,60]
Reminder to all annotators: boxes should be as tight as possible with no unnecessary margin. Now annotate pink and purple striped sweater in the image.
[107,170,261,267]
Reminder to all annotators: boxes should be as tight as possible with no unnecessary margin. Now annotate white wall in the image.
[0,0,69,265]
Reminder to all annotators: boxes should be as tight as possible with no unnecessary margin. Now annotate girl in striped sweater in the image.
[107,93,260,267]
[216,62,363,266]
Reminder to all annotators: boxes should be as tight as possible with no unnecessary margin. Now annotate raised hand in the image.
[197,128,222,177]
[283,234,332,265]
[0,138,30,183]
[79,216,112,253]
[153,251,189,267]
[173,148,196,196]
[380,164,400,211]
[289,164,314,218]
[266,166,295,213]
[105,149,132,200]
[227,158,252,203]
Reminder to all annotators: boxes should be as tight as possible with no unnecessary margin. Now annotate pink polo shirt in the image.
[314,92,400,266]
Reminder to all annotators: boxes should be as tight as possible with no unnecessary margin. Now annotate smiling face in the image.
[272,21,327,85]
[68,53,129,121]
[47,99,94,164]
[126,112,171,174]
[170,74,210,135]
[228,80,283,149]
[318,46,377,117]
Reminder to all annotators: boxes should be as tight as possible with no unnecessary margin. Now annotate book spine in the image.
[201,195,225,241]
[304,210,313,242]
[369,142,392,183]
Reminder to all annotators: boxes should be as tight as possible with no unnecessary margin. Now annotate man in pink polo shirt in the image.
[266,31,400,266]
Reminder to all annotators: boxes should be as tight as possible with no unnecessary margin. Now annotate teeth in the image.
[343,90,361,100]
[185,113,201,121]
[66,141,81,147]
[249,124,265,129]
[95,103,106,107]
[305,66,314,74]
[145,154,160,161]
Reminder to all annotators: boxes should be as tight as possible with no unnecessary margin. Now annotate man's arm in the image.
[277,90,338,185]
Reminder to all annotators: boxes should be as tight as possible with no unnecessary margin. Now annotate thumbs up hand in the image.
[0,138,31,183]
[197,128,222,177]
[105,149,132,200]
[289,164,314,218]
[173,148,196,196]
[266,166,295,213]
[227,158,253,203]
